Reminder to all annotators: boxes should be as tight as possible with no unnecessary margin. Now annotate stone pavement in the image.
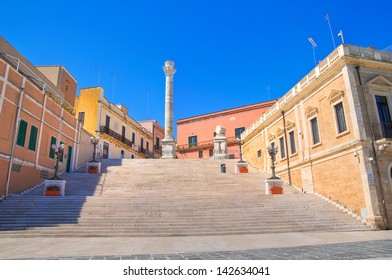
[1,230,391,260]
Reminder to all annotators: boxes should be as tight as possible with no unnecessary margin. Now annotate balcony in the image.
[177,137,238,152]
[373,123,392,152]
[99,126,133,148]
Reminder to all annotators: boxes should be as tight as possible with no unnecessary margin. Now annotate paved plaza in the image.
[1,230,391,260]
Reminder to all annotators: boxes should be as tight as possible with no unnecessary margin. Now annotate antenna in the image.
[325,13,336,49]
[308,37,318,66]
[338,30,345,44]
[111,72,116,102]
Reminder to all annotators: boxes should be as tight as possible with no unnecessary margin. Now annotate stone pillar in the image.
[161,60,177,159]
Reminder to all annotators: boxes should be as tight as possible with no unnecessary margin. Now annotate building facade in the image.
[0,37,82,197]
[176,101,276,159]
[75,87,156,159]
[139,120,164,158]
[242,44,392,229]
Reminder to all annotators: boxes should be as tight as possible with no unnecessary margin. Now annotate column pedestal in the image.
[161,138,176,159]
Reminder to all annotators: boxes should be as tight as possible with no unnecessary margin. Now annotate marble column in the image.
[161,60,177,159]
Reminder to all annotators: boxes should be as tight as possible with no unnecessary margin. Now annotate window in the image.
[155,137,160,149]
[235,127,245,139]
[209,149,213,157]
[122,126,126,141]
[257,150,262,158]
[78,112,85,125]
[49,136,57,158]
[146,141,149,152]
[279,136,285,159]
[198,150,203,158]
[132,132,136,144]
[28,125,38,151]
[141,138,144,149]
[289,131,296,154]
[16,119,28,147]
[310,117,320,145]
[334,102,347,134]
[376,96,392,138]
[188,135,197,148]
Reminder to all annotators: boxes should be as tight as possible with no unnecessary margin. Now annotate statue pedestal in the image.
[161,138,176,159]
[213,137,228,159]
[86,162,101,173]
[44,179,66,196]
[235,162,248,173]
[265,178,283,195]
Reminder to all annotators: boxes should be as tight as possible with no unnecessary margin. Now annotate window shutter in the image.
[28,125,38,151]
[16,119,28,147]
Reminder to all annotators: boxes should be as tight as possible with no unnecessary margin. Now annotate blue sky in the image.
[1,0,391,130]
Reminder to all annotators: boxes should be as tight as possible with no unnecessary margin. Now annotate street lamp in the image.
[90,134,100,162]
[266,144,279,179]
[236,137,245,163]
[50,143,65,180]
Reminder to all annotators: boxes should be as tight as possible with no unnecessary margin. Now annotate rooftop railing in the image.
[0,52,76,115]
[242,44,392,140]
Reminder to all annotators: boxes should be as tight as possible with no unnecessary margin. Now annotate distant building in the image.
[242,44,392,229]
[0,36,82,197]
[176,100,276,159]
[75,87,157,159]
[139,120,164,158]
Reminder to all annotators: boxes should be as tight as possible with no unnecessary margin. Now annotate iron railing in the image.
[373,123,392,139]
[177,136,239,152]
[99,126,133,147]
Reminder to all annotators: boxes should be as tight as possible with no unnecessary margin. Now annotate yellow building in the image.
[0,37,83,197]
[242,44,392,230]
[75,87,156,159]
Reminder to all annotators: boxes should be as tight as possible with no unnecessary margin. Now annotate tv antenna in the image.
[325,13,336,49]
[308,37,318,66]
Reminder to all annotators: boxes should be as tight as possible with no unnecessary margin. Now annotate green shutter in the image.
[16,119,28,147]
[49,136,57,158]
[28,125,38,151]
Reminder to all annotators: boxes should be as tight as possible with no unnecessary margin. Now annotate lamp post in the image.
[90,134,100,162]
[50,143,65,180]
[236,137,245,163]
[266,145,279,179]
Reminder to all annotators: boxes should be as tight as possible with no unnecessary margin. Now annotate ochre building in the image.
[242,44,392,229]
[75,87,162,159]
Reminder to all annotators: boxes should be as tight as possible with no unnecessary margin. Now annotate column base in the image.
[161,139,176,159]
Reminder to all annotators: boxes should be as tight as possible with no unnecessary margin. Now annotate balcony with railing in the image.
[99,126,133,147]
[177,137,238,152]
[373,123,392,152]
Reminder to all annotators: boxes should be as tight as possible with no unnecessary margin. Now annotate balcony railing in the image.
[373,123,392,140]
[177,136,239,152]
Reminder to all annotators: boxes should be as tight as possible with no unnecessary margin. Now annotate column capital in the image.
[163,60,176,77]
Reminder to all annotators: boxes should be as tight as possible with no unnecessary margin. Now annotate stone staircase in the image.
[0,159,370,237]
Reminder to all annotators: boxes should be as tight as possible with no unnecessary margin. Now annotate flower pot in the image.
[270,187,283,195]
[88,166,98,173]
[45,186,60,196]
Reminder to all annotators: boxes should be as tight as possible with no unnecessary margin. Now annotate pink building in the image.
[176,100,276,159]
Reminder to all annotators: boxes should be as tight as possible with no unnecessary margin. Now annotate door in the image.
[66,146,72,172]
[103,142,109,159]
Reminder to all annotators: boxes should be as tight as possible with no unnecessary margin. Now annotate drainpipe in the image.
[5,81,25,198]
[281,110,292,185]
[355,65,390,229]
